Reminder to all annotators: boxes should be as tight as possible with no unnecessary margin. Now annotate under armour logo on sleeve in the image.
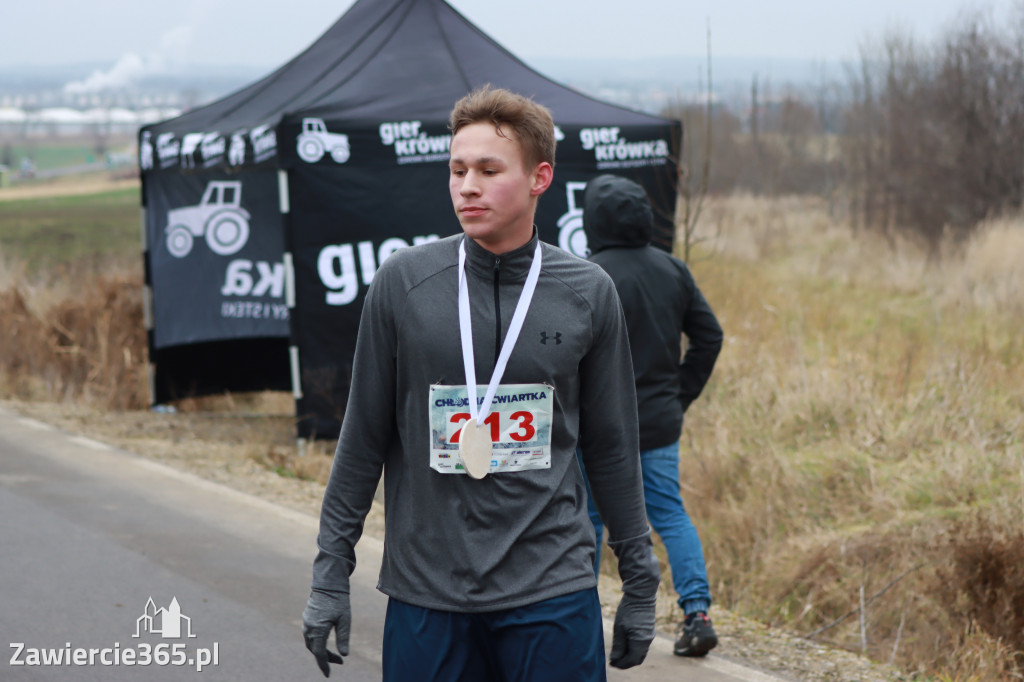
[539,331,562,345]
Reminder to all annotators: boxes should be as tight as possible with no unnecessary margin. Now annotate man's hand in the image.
[302,588,350,678]
[607,531,660,669]
[609,591,656,668]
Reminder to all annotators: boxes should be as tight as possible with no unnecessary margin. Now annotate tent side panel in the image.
[287,160,458,438]
[143,168,291,401]
[284,118,679,438]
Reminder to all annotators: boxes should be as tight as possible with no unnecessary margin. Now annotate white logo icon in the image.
[133,597,196,639]
[250,124,278,163]
[139,131,154,170]
[201,132,226,166]
[165,180,251,258]
[297,117,351,164]
[228,132,246,166]
[556,181,589,258]
[180,133,204,169]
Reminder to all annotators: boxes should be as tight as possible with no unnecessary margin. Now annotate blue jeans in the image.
[579,442,711,615]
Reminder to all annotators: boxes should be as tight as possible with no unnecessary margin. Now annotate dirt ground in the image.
[2,398,904,682]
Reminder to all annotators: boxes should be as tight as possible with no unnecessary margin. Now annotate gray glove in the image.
[302,588,350,678]
[607,531,660,669]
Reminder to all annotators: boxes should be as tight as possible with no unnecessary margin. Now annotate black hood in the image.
[581,174,653,254]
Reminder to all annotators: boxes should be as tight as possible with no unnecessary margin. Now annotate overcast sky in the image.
[0,0,1012,73]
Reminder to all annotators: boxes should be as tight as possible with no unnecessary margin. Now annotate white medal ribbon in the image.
[457,237,542,478]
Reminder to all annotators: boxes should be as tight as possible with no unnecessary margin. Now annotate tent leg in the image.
[140,204,158,409]
[289,346,305,456]
[279,169,304,450]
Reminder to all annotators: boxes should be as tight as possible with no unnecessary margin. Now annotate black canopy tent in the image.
[139,0,682,438]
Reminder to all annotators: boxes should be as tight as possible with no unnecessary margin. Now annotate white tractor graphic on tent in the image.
[556,181,589,258]
[165,180,251,258]
[296,118,351,164]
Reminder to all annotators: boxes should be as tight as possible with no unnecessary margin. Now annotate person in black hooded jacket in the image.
[578,173,724,658]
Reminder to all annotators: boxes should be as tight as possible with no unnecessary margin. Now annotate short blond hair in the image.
[449,85,556,170]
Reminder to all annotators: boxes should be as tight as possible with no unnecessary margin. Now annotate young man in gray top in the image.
[301,86,660,681]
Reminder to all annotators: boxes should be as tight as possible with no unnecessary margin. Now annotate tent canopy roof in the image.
[145,0,672,136]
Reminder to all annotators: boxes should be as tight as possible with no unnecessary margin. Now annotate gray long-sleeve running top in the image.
[311,231,650,612]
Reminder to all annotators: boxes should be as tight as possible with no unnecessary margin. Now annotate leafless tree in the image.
[840,6,1024,252]
[675,19,714,263]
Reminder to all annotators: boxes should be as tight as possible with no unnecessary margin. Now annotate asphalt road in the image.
[0,406,785,681]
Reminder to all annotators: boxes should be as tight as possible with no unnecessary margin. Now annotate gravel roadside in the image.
[2,399,905,681]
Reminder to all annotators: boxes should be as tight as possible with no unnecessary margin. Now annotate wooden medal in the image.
[459,420,492,479]
[455,240,542,480]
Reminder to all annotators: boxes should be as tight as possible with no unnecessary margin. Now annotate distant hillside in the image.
[0,55,844,115]
[531,54,844,93]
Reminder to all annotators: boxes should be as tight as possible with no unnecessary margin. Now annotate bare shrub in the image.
[937,518,1024,658]
[1,287,54,398]
[662,95,839,200]
[662,101,743,196]
[739,521,1024,678]
[842,8,1024,250]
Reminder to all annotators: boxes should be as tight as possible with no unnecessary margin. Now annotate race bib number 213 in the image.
[428,384,553,475]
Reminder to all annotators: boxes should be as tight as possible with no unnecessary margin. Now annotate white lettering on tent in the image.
[201,132,226,167]
[252,261,285,297]
[222,260,254,296]
[251,125,277,163]
[221,260,286,298]
[593,139,669,162]
[580,126,668,169]
[379,120,450,164]
[357,242,376,285]
[318,234,441,306]
[220,301,289,320]
[319,244,358,306]
[394,135,451,157]
[379,121,422,145]
[579,127,621,150]
[156,133,180,169]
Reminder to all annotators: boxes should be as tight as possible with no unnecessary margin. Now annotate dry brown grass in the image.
[685,195,1024,678]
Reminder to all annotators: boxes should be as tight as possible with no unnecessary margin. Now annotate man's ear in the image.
[530,162,554,197]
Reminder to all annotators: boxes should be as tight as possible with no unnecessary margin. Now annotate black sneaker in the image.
[673,612,718,657]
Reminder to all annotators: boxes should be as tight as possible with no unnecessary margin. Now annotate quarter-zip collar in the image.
[462,228,540,282]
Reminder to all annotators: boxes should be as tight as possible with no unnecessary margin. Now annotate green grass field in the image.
[0,187,141,273]
[2,136,136,173]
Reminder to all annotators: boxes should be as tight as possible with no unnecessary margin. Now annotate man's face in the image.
[449,122,552,253]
